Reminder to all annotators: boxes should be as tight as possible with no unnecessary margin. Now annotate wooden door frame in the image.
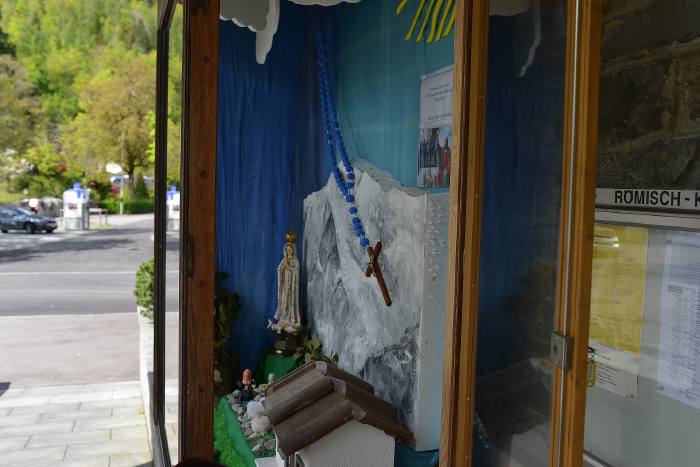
[438,1,602,466]
[179,0,219,461]
[555,2,602,466]
[155,0,219,463]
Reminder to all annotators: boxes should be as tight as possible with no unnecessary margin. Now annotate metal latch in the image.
[550,331,573,370]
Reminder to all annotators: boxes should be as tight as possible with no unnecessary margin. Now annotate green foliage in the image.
[0,0,183,193]
[61,52,156,190]
[0,55,42,153]
[145,111,181,185]
[0,190,22,204]
[85,177,114,204]
[9,173,72,197]
[293,330,339,365]
[99,197,154,215]
[214,272,241,395]
[0,0,160,123]
[134,257,154,321]
[134,175,149,199]
[0,21,15,57]
[215,272,240,355]
[24,140,65,176]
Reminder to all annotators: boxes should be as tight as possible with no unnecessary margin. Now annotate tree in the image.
[0,21,15,56]
[0,55,41,153]
[145,111,181,185]
[62,52,155,192]
[0,0,158,126]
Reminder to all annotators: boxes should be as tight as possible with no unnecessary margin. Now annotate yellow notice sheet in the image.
[589,224,648,355]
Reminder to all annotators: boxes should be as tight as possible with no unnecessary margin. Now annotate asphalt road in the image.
[0,215,180,387]
[0,215,179,316]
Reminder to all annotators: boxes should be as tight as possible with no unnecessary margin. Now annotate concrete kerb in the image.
[138,309,155,450]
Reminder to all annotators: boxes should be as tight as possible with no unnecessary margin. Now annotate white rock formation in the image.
[303,160,448,450]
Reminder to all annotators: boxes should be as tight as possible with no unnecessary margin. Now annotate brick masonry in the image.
[597,0,700,189]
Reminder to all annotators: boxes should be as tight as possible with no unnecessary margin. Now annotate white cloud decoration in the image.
[220,0,362,65]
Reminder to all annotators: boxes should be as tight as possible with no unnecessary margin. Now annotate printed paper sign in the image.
[418,66,453,188]
[656,232,700,410]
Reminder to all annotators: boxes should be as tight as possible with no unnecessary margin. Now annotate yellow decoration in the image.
[427,0,444,42]
[444,3,456,36]
[416,0,436,42]
[435,0,452,41]
[395,0,409,15]
[398,0,455,43]
[404,0,427,41]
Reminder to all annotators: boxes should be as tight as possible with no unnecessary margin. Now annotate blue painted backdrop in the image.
[333,1,454,187]
[216,4,330,371]
[216,0,455,372]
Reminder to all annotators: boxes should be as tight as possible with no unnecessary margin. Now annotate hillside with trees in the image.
[0,0,181,208]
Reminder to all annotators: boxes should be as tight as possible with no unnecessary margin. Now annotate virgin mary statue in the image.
[268,231,301,334]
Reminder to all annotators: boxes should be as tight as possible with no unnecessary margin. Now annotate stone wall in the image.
[597,0,700,189]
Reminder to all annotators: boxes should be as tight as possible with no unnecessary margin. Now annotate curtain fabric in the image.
[216,5,331,371]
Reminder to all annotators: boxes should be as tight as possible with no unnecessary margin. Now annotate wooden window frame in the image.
[439,1,602,466]
[155,0,220,463]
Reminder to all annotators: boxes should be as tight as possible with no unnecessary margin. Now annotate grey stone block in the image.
[603,0,700,61]
[27,430,110,448]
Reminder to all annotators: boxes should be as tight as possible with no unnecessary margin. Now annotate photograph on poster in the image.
[417,65,453,188]
[418,126,452,188]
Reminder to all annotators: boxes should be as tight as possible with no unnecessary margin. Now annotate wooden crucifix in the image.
[365,242,392,306]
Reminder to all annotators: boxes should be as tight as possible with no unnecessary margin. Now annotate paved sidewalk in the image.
[98,214,153,228]
[0,381,152,467]
[0,314,139,385]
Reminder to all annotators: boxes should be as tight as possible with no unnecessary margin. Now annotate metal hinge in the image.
[550,331,573,370]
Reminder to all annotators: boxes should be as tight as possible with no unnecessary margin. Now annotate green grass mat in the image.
[214,398,247,467]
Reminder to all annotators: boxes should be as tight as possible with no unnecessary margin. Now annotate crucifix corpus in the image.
[365,242,392,307]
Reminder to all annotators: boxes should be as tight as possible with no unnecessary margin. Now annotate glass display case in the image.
[151,1,627,466]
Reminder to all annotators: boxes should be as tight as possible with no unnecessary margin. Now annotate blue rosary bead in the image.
[316,21,373,250]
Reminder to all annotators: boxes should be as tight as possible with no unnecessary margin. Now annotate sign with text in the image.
[596,188,700,212]
[418,65,453,188]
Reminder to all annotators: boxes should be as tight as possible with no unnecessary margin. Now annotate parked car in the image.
[0,206,58,234]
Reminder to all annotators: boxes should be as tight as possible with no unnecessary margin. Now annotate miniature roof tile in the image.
[262,361,413,456]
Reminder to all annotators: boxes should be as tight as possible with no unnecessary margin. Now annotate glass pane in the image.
[584,2,700,466]
[471,1,568,465]
[585,224,700,467]
[214,0,455,462]
[165,4,183,462]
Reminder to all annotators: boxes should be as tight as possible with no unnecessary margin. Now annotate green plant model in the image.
[293,329,339,366]
[134,257,154,321]
[214,271,241,395]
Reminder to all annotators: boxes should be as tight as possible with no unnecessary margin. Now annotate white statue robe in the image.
[274,256,300,330]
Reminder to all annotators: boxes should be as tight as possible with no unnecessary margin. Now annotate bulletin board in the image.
[585,214,700,467]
